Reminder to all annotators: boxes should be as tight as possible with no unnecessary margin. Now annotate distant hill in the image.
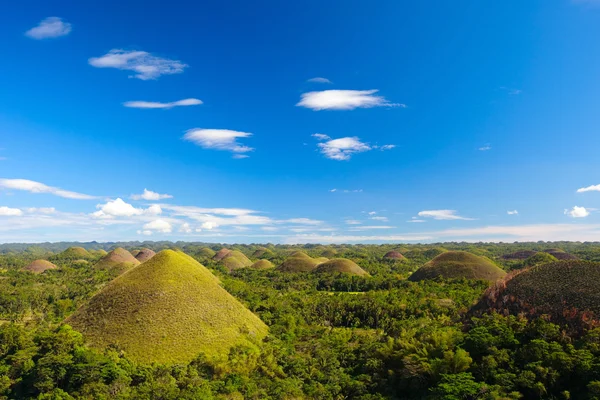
[320,248,338,258]
[94,248,140,274]
[473,260,600,333]
[276,251,326,272]
[135,248,156,263]
[383,250,405,260]
[213,248,232,261]
[220,250,252,272]
[250,259,275,270]
[56,247,92,259]
[66,250,268,364]
[314,258,369,276]
[409,251,506,282]
[198,247,216,258]
[544,248,578,260]
[23,259,57,274]
[252,247,274,258]
[501,250,538,260]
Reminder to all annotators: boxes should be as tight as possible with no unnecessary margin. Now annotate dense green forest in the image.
[1,242,600,399]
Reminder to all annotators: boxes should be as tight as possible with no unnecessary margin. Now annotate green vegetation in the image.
[523,251,558,267]
[314,258,370,276]
[22,260,57,274]
[67,250,267,364]
[276,251,326,272]
[410,250,506,282]
[2,242,600,398]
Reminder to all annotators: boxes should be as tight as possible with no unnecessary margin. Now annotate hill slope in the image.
[314,258,370,276]
[276,251,326,272]
[220,250,253,271]
[409,251,506,282]
[56,246,91,259]
[383,251,405,260]
[473,260,600,333]
[135,248,156,263]
[250,259,275,270]
[66,250,268,364]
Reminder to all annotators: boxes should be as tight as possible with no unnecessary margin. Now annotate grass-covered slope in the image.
[134,248,156,263]
[409,251,506,282]
[56,247,92,260]
[474,260,600,332]
[501,250,538,260]
[252,247,274,258]
[250,259,275,270]
[383,250,405,260]
[276,251,326,272]
[544,248,578,260]
[220,250,253,272]
[94,247,140,274]
[66,250,268,364]
[314,258,370,277]
[23,260,58,274]
[213,248,232,261]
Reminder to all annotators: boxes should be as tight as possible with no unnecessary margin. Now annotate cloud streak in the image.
[297,89,404,111]
[184,129,254,156]
[123,98,202,109]
[417,210,474,220]
[0,179,97,200]
[89,49,188,80]
[25,17,71,39]
[577,184,600,193]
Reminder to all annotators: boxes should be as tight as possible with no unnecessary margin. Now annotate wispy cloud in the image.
[25,17,71,39]
[500,86,522,95]
[314,135,394,161]
[183,129,254,157]
[123,98,202,109]
[349,225,395,231]
[312,133,331,140]
[297,89,404,111]
[330,188,363,193]
[0,206,23,216]
[0,179,97,200]
[89,49,188,80]
[131,189,173,201]
[417,209,474,220]
[577,184,600,193]
[507,210,519,215]
[479,144,492,151]
[371,216,388,222]
[307,77,332,84]
[345,219,361,225]
[564,206,590,218]
[407,218,426,223]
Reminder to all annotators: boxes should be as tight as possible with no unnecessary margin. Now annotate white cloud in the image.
[0,206,22,216]
[143,219,172,233]
[349,225,395,231]
[232,154,250,159]
[179,222,192,233]
[201,221,217,230]
[25,17,71,39]
[418,210,474,220]
[507,210,519,215]
[379,144,396,150]
[330,189,337,192]
[577,184,600,193]
[330,188,363,193]
[345,219,361,225]
[261,226,278,232]
[0,179,96,200]
[280,218,322,225]
[131,189,173,201]
[183,129,254,156]
[25,207,56,214]
[564,206,590,218]
[371,216,388,222]
[123,98,202,109]
[368,211,377,216]
[93,198,161,218]
[312,133,331,141]
[88,49,188,80]
[297,89,404,111]
[479,144,492,151]
[307,77,332,84]
[408,219,426,223]
[317,137,370,160]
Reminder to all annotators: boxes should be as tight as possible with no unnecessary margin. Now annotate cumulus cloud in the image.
[25,207,56,214]
[418,210,474,220]
[179,222,192,233]
[564,206,590,218]
[297,89,404,111]
[312,133,331,141]
[123,98,202,109]
[131,189,173,201]
[307,77,332,84]
[507,210,519,215]
[88,49,188,80]
[577,184,600,193]
[137,230,153,236]
[201,221,217,230]
[92,198,161,218]
[183,129,254,156]
[317,137,370,160]
[143,219,172,233]
[0,179,96,200]
[0,206,22,216]
[25,17,71,39]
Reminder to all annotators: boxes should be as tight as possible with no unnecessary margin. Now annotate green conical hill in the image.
[94,247,140,274]
[220,250,252,272]
[57,246,91,259]
[314,258,370,277]
[276,251,325,272]
[199,247,216,258]
[250,259,275,270]
[66,250,268,364]
[409,251,506,282]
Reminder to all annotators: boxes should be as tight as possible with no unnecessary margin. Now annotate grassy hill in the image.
[198,247,216,258]
[409,251,506,282]
[134,248,156,263]
[23,259,58,274]
[220,250,253,272]
[501,250,538,260]
[55,246,92,260]
[213,248,232,261]
[314,258,370,276]
[383,250,405,260]
[473,260,600,333]
[252,247,274,258]
[544,248,578,260]
[250,259,275,269]
[94,247,140,274]
[66,250,268,364]
[276,251,326,272]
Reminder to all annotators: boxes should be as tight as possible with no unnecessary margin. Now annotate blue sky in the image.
[1,0,600,243]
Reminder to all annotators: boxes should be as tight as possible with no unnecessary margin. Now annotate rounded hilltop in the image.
[23,259,58,274]
[276,251,326,272]
[57,246,91,259]
[409,251,506,282]
[252,247,274,258]
[134,248,156,263]
[250,259,275,270]
[66,250,268,364]
[94,247,140,274]
[314,258,370,277]
[218,250,252,272]
[383,250,405,260]
[213,248,232,261]
[473,260,600,333]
